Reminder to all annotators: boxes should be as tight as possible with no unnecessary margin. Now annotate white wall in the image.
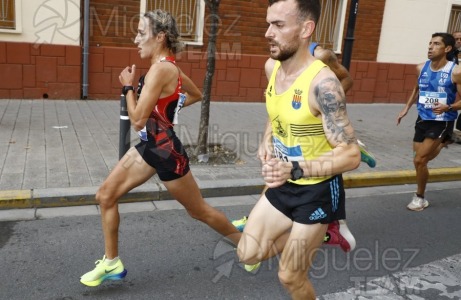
[378,0,460,64]
[0,0,81,46]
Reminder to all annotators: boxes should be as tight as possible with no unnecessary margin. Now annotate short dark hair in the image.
[432,32,457,63]
[433,32,455,48]
[268,0,321,24]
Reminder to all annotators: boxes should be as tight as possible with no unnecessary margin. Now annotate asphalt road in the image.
[1,183,460,300]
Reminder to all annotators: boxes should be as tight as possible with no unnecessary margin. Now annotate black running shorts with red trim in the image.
[265,175,346,225]
[135,134,190,182]
[413,116,454,143]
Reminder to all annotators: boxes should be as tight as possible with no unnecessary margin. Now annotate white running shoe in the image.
[407,193,429,211]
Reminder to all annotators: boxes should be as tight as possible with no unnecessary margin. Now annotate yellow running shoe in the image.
[244,262,261,272]
[80,256,127,287]
[231,216,248,232]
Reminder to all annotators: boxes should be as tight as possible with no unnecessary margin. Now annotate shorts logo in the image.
[292,89,303,110]
[309,208,327,221]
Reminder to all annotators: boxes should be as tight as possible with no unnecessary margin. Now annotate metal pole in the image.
[119,94,130,159]
[82,0,90,99]
[341,0,359,71]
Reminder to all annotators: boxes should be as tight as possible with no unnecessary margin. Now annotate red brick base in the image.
[0,42,81,99]
[0,42,416,103]
[347,60,416,103]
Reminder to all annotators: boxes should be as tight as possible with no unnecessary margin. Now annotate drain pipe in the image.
[341,0,358,71]
[82,0,90,99]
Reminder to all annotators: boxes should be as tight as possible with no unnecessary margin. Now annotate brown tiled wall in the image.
[89,0,139,48]
[0,0,412,102]
[86,0,386,61]
[87,46,268,101]
[199,1,268,55]
[87,46,418,103]
[0,42,81,99]
[347,61,417,103]
[0,42,418,102]
[87,0,268,55]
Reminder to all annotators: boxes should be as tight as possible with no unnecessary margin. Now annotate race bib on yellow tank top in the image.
[273,136,303,162]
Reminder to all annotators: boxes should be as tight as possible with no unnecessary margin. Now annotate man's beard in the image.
[269,41,297,61]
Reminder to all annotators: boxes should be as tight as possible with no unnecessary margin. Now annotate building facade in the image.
[0,0,460,103]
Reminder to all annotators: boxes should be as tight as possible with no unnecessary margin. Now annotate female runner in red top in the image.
[80,9,241,287]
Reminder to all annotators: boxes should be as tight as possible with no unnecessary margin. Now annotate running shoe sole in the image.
[80,269,128,287]
[407,201,429,211]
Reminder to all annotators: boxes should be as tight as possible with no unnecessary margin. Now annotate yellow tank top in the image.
[266,60,333,185]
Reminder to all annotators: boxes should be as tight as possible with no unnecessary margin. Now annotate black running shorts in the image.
[265,175,346,225]
[135,135,190,182]
[413,116,454,143]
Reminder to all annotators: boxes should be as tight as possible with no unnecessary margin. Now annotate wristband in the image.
[122,86,134,96]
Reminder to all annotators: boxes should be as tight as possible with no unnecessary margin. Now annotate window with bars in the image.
[145,0,204,45]
[0,0,15,29]
[313,0,347,53]
[448,5,461,33]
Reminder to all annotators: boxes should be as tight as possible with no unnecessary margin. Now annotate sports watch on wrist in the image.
[448,104,453,112]
[122,85,134,96]
[290,161,304,181]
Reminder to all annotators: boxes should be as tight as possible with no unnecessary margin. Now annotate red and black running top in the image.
[137,56,182,143]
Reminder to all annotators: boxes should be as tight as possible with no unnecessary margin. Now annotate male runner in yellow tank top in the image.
[236,0,360,299]
[232,12,376,256]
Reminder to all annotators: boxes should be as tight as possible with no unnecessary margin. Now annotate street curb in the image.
[343,167,461,188]
[1,168,460,210]
[0,190,32,209]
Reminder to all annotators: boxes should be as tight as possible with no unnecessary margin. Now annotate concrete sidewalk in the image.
[0,100,460,209]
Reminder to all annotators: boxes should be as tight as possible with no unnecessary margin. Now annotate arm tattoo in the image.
[315,77,356,145]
